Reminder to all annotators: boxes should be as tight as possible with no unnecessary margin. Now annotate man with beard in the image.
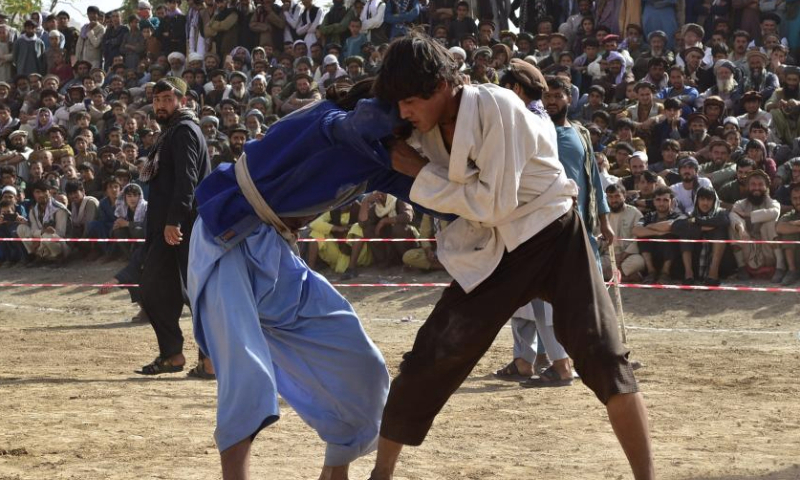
[280,73,320,115]
[600,183,645,282]
[740,50,779,111]
[775,184,800,286]
[632,30,673,79]
[765,66,800,146]
[536,33,568,71]
[671,186,730,285]
[622,151,647,192]
[699,139,736,190]
[12,20,46,77]
[0,130,32,180]
[729,30,750,68]
[623,82,662,143]
[17,179,72,266]
[641,57,668,91]
[670,157,713,216]
[719,158,755,210]
[729,170,784,281]
[657,66,698,118]
[699,60,741,112]
[632,186,682,283]
[678,113,709,153]
[136,77,212,378]
[227,125,247,160]
[595,51,631,104]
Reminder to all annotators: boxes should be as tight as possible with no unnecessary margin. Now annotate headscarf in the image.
[115,183,148,223]
[35,108,54,134]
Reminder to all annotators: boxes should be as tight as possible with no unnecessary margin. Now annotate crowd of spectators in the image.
[0,0,799,286]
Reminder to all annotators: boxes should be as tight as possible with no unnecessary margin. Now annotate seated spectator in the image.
[632,186,684,283]
[729,170,783,281]
[699,139,736,190]
[621,150,647,192]
[402,214,449,272]
[17,180,72,266]
[609,141,634,177]
[670,157,713,216]
[111,183,147,260]
[305,203,369,274]
[595,152,619,190]
[280,73,321,115]
[344,192,417,279]
[86,176,121,261]
[719,158,756,209]
[775,158,800,212]
[742,137,779,190]
[65,180,99,240]
[671,187,730,285]
[600,184,645,282]
[577,85,607,124]
[649,138,681,184]
[647,98,685,165]
[775,184,800,286]
[679,113,712,155]
[0,187,27,266]
[737,90,772,133]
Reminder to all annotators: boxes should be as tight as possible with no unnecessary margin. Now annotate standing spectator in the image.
[384,0,420,40]
[250,0,287,50]
[17,179,72,266]
[729,170,783,281]
[157,0,189,56]
[121,15,146,71]
[361,0,388,44]
[296,0,323,48]
[671,187,730,285]
[187,0,209,56]
[775,184,800,286]
[343,18,368,59]
[632,186,683,283]
[641,0,677,49]
[206,0,239,56]
[13,20,46,76]
[76,7,106,69]
[56,11,79,61]
[136,77,210,376]
[102,11,129,69]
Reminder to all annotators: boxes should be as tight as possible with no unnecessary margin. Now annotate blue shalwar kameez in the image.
[188,99,432,463]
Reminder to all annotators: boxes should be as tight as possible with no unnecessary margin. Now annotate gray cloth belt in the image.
[234,153,298,247]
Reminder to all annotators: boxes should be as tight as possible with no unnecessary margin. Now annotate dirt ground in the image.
[0,261,799,480]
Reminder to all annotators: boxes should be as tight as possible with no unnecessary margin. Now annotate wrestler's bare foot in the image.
[319,465,349,480]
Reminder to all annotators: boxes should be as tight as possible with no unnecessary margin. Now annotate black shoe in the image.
[682,278,696,286]
[703,277,721,287]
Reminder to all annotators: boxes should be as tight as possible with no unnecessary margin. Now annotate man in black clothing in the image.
[136,77,212,378]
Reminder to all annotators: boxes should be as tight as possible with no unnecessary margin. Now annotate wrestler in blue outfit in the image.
[187,85,435,474]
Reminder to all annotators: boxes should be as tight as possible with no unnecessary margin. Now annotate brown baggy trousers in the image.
[380,208,639,446]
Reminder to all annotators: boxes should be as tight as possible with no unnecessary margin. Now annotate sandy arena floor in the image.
[0,261,799,480]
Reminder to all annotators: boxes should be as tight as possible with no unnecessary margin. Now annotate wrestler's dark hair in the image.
[327,78,375,111]
[373,31,463,104]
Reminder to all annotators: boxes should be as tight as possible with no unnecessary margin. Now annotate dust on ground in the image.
[1,262,799,480]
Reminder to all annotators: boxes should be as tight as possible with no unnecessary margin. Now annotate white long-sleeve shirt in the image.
[408,84,577,292]
[296,5,323,48]
[360,0,385,41]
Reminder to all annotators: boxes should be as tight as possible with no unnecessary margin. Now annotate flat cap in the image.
[507,58,548,92]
